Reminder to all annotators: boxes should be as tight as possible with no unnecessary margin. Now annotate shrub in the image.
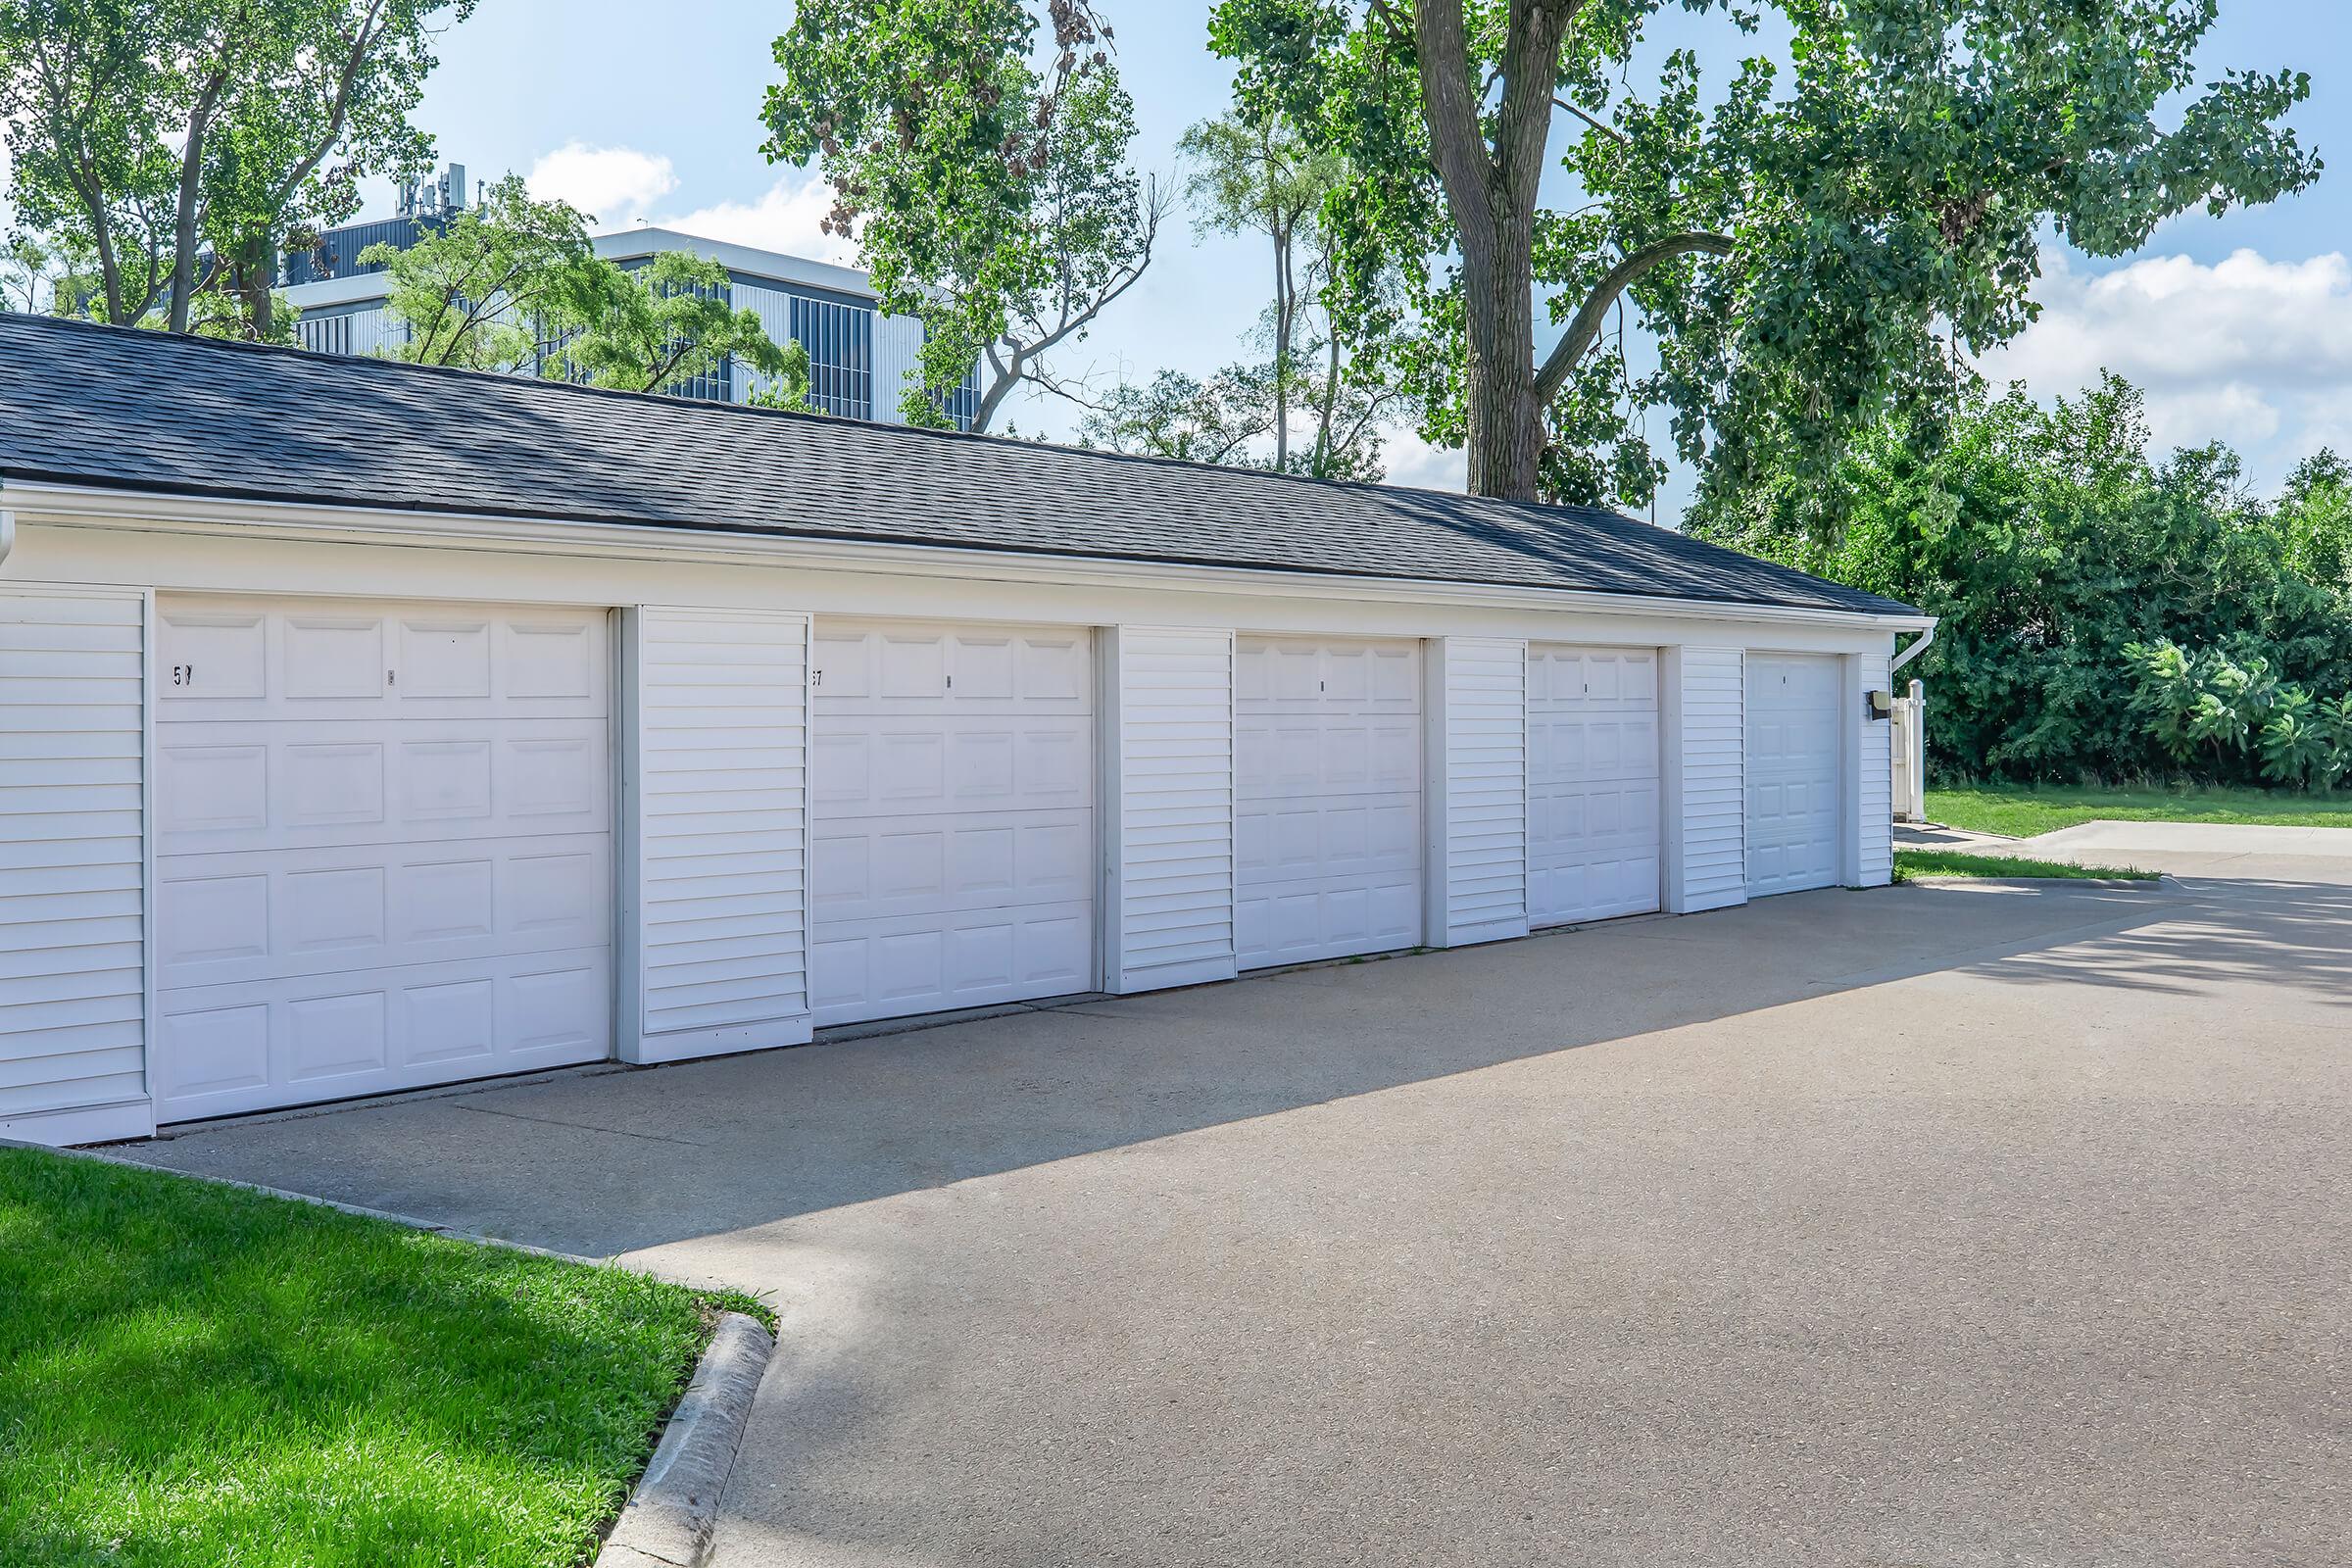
[2121,636,2352,792]
[1692,375,2352,785]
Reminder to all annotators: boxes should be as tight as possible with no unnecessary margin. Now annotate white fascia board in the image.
[593,228,881,300]
[280,272,394,311]
[0,479,1937,635]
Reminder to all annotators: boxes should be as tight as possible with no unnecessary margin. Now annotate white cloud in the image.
[1978,247,2352,484]
[525,141,677,225]
[655,172,858,268]
[1379,423,1467,493]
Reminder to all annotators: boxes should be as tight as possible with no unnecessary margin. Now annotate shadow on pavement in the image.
[99,878,2263,1258]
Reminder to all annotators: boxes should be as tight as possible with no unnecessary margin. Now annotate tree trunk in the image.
[1461,217,1542,499]
[1272,225,1291,470]
[971,344,1020,432]
[166,80,223,333]
[1410,0,1575,503]
[242,246,274,340]
[89,218,125,324]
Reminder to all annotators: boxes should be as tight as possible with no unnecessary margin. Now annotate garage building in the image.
[0,315,1930,1144]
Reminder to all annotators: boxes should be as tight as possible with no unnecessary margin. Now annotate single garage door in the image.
[1236,635,1422,967]
[1746,652,1841,895]
[151,596,613,1122]
[808,619,1095,1026]
[1528,645,1661,925]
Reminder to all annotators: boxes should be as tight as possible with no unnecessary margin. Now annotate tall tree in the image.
[0,0,189,324]
[761,0,1161,431]
[1209,0,2320,511]
[189,0,473,340]
[364,174,605,369]
[1178,106,1408,478]
[1180,111,1335,469]
[0,0,469,336]
[560,251,795,397]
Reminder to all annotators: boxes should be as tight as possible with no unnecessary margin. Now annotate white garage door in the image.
[1236,636,1421,967]
[1528,645,1661,925]
[152,596,613,1122]
[1747,652,1842,895]
[808,620,1095,1026]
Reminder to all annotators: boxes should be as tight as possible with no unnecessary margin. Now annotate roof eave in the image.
[0,476,1935,631]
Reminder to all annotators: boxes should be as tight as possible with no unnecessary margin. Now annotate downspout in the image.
[0,509,15,568]
[1889,621,1936,674]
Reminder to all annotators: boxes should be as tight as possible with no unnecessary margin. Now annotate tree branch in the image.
[1534,230,1734,404]
[1552,95,1627,145]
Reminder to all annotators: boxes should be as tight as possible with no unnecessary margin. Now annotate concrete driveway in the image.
[119,826,2351,1568]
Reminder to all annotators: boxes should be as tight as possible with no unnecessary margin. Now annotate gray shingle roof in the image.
[0,314,1915,618]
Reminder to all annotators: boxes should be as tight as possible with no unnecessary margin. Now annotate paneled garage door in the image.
[808,620,1095,1026]
[1528,645,1661,925]
[151,597,613,1122]
[1746,652,1842,896]
[1235,636,1421,967]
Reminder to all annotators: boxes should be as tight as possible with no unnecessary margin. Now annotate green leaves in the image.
[0,0,472,336]
[1206,0,2319,510]
[760,0,1152,429]
[368,175,603,371]
[1704,374,2352,788]
[562,251,795,397]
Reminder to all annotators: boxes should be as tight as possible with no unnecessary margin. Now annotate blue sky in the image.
[261,4,2352,513]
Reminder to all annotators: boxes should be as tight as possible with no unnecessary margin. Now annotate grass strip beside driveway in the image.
[0,1145,763,1568]
[1893,847,2157,882]
[1925,783,2352,838]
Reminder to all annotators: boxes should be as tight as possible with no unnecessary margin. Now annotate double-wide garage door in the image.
[808,620,1096,1025]
[152,596,612,1122]
[1235,636,1423,967]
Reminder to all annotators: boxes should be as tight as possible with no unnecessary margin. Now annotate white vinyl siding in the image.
[0,586,148,1129]
[1431,637,1527,947]
[808,619,1096,1025]
[1106,627,1237,993]
[1858,648,1893,887]
[1235,636,1423,967]
[1673,646,1747,913]
[1527,645,1661,926]
[626,608,811,1060]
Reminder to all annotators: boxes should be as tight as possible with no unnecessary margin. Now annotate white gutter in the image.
[0,479,1937,633]
[1889,621,1937,672]
[0,510,13,567]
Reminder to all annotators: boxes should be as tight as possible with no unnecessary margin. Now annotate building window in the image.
[298,313,355,356]
[788,293,874,420]
[939,366,981,432]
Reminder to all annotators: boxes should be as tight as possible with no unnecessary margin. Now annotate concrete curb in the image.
[604,1310,775,1567]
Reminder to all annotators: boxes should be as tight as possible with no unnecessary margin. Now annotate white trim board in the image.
[2,481,1936,635]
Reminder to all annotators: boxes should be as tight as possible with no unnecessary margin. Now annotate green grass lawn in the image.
[1893,847,2158,882]
[0,1146,767,1568]
[1925,783,2352,839]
